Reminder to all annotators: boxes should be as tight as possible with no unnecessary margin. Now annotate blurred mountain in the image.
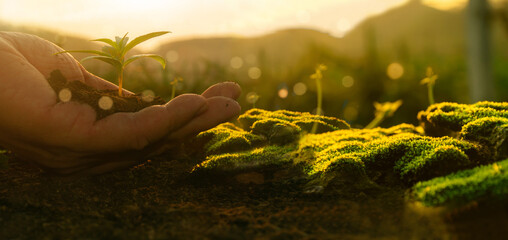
[339,0,465,59]
[156,0,506,74]
[0,21,115,77]
[0,21,100,56]
[156,28,342,80]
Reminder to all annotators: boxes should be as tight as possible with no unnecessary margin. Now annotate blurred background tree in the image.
[467,0,494,102]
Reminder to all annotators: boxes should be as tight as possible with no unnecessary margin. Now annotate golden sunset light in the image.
[1,0,508,237]
[0,0,471,49]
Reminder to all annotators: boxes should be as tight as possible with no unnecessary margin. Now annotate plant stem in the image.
[311,77,323,134]
[427,83,435,105]
[118,67,124,96]
[170,85,176,100]
[365,113,386,129]
[316,78,323,116]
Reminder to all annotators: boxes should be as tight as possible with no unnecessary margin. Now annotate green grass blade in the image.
[54,50,112,57]
[124,31,170,53]
[124,54,166,69]
[91,38,116,48]
[119,33,129,49]
[81,55,122,69]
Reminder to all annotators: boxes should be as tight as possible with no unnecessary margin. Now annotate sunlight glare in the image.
[141,90,155,102]
[58,88,72,102]
[342,76,355,88]
[293,82,307,96]
[387,62,404,80]
[297,10,311,24]
[230,57,244,69]
[248,67,262,79]
[98,96,113,110]
[278,88,289,99]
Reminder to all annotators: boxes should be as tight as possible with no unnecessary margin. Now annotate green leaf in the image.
[119,33,129,49]
[124,54,166,69]
[91,38,116,48]
[102,46,117,57]
[54,50,112,57]
[124,31,170,53]
[80,55,122,69]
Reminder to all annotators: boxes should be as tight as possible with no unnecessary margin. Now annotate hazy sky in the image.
[0,0,467,50]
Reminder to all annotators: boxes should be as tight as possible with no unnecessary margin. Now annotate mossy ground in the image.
[1,103,508,239]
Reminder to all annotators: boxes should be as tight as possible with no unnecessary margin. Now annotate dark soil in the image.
[2,152,508,239]
[47,70,166,120]
[0,154,445,240]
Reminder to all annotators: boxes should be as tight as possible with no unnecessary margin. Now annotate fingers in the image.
[85,94,208,151]
[201,82,241,99]
[167,96,241,141]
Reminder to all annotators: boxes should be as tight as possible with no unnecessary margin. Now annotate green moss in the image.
[250,119,301,144]
[239,108,350,134]
[460,117,508,160]
[192,145,297,173]
[297,126,486,185]
[413,158,508,206]
[190,104,503,204]
[193,122,266,154]
[418,101,508,136]
[193,115,487,189]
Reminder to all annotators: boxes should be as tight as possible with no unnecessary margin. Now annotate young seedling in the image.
[56,31,170,96]
[310,64,327,134]
[421,67,438,106]
[365,100,403,129]
[169,77,183,100]
[246,92,260,108]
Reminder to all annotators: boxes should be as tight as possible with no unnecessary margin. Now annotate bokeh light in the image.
[98,96,113,110]
[343,106,359,122]
[341,76,355,88]
[58,88,72,102]
[293,82,307,96]
[166,50,179,63]
[278,88,289,99]
[141,90,155,102]
[230,56,244,69]
[387,62,404,80]
[248,67,262,79]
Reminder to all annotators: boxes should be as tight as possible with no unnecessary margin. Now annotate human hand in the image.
[0,32,241,176]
